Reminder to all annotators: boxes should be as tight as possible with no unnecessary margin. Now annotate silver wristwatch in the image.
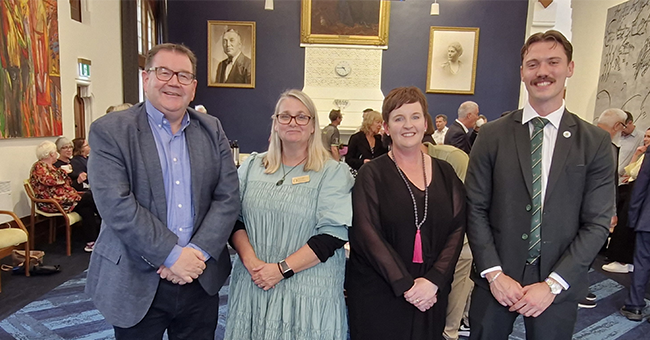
[545,278,562,295]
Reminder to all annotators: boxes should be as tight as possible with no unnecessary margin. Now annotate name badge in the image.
[292,175,310,185]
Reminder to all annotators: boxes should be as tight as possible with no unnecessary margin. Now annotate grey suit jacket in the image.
[466,109,614,303]
[85,103,240,328]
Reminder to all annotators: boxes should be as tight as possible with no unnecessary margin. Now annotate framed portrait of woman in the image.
[426,27,480,94]
[300,0,390,46]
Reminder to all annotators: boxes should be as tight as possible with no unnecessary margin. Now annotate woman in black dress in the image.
[347,86,466,340]
[345,110,388,170]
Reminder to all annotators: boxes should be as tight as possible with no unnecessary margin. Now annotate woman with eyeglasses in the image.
[54,137,87,192]
[225,89,354,340]
[347,87,465,339]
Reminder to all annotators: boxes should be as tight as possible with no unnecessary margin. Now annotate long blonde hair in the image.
[263,89,331,174]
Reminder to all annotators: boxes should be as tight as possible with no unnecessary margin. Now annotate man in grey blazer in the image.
[466,30,614,340]
[86,43,239,339]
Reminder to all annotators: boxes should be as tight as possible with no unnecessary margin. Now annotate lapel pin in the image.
[563,131,571,138]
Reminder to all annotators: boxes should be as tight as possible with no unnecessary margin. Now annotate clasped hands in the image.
[487,271,556,318]
[157,247,206,285]
[242,257,283,291]
[404,277,438,312]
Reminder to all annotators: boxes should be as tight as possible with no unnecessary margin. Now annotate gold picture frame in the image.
[300,0,390,46]
[208,20,256,88]
[426,27,480,95]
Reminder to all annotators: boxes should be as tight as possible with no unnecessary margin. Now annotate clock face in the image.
[335,61,351,77]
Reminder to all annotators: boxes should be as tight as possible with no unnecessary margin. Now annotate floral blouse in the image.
[29,161,81,213]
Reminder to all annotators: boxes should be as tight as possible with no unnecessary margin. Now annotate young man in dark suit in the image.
[465,30,615,340]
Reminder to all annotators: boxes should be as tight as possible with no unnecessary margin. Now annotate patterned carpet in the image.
[0,269,648,339]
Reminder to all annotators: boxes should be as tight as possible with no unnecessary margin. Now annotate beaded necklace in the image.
[390,150,428,263]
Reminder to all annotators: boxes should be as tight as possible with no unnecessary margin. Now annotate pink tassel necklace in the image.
[391,150,428,263]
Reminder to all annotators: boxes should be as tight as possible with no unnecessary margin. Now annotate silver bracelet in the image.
[488,271,502,284]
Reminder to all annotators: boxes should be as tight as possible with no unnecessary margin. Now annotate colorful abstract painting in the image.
[0,0,61,138]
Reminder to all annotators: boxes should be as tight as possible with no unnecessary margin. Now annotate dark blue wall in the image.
[167,0,528,153]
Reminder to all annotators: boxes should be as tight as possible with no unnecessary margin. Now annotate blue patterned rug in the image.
[0,269,648,339]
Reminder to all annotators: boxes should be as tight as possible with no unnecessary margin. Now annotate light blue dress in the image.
[224,152,354,340]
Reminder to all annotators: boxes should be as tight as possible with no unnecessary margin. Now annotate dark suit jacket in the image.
[215,53,251,84]
[345,131,388,170]
[466,109,614,303]
[85,103,240,327]
[629,148,650,232]
[444,121,472,154]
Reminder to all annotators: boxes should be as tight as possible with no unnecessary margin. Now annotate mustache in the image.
[533,76,555,83]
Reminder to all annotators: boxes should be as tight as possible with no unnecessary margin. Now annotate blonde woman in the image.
[345,110,388,170]
[225,89,354,340]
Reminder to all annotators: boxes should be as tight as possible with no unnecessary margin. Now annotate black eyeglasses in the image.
[146,67,195,85]
[275,113,312,126]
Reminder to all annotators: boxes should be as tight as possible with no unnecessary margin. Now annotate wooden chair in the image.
[0,210,30,293]
[23,180,82,256]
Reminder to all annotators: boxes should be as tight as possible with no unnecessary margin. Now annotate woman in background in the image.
[345,110,388,171]
[30,141,100,252]
[347,87,465,339]
[225,89,353,340]
[53,137,87,191]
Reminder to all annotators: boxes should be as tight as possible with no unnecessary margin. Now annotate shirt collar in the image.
[455,119,469,133]
[145,100,191,133]
[522,100,565,129]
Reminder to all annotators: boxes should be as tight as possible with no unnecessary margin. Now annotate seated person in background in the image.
[30,141,100,252]
[345,110,388,171]
[54,137,87,191]
[71,137,91,191]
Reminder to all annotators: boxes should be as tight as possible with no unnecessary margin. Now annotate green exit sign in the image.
[78,58,91,79]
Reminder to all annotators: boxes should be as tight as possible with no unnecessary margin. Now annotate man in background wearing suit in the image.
[621,145,650,321]
[444,101,479,154]
[466,30,615,340]
[86,43,240,339]
[215,28,251,84]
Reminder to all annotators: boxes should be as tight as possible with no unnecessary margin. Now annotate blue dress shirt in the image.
[145,100,211,268]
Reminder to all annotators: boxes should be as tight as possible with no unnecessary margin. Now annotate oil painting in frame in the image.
[301,0,390,46]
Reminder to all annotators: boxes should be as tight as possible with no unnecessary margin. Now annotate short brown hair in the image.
[145,43,198,75]
[382,86,428,123]
[329,109,342,122]
[521,30,573,63]
[72,138,86,156]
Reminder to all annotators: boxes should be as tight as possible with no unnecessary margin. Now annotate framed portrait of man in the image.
[426,27,480,95]
[208,20,256,88]
[301,0,390,46]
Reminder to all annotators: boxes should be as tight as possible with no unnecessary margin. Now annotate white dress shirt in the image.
[224,51,241,80]
[481,102,570,290]
[433,126,448,145]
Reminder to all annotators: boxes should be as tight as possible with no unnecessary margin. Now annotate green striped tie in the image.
[528,117,549,264]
